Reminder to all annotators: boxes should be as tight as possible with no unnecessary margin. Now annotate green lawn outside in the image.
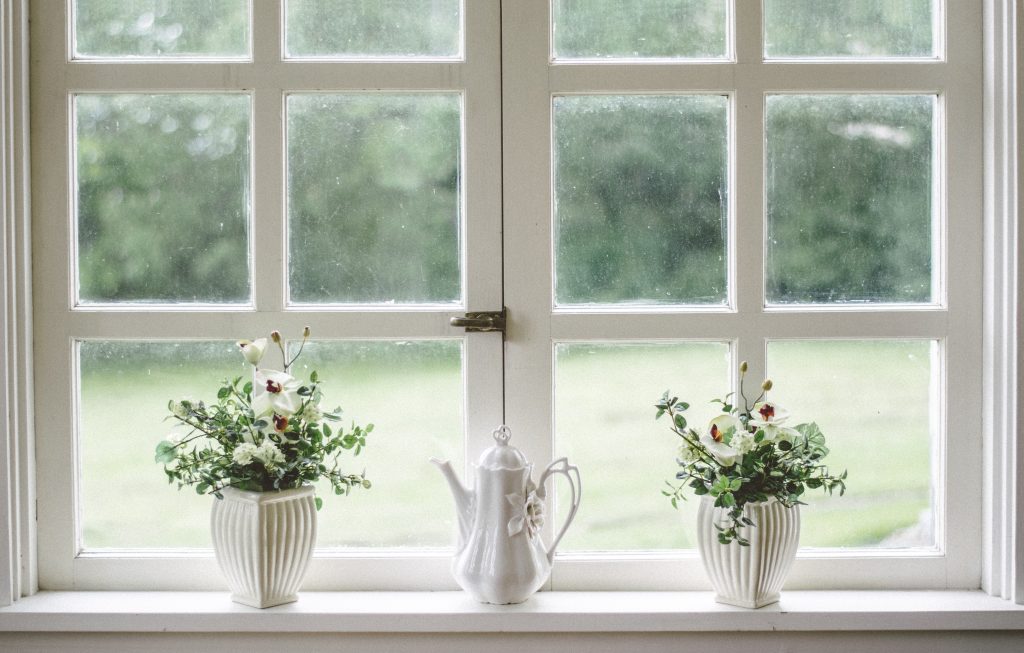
[79,339,935,551]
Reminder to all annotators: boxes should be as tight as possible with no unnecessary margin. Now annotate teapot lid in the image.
[477,425,529,470]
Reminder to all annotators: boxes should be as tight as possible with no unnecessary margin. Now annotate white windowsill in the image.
[1,591,1023,633]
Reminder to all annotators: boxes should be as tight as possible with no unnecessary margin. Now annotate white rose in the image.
[731,430,757,455]
[236,338,267,366]
[232,443,258,465]
[255,441,286,467]
[298,403,323,424]
[167,429,186,445]
[678,442,700,464]
[252,369,302,417]
[170,398,193,419]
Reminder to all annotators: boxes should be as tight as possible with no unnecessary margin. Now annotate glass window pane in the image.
[554,342,730,550]
[552,0,727,60]
[291,340,464,548]
[79,341,249,548]
[766,95,934,305]
[764,0,935,59]
[285,0,461,59]
[74,0,249,59]
[79,339,464,549]
[767,340,937,549]
[554,95,728,306]
[75,94,251,304]
[287,94,461,305]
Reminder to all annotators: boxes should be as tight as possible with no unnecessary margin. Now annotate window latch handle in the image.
[450,308,507,334]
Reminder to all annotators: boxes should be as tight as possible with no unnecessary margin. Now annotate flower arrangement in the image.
[156,327,372,509]
[655,362,846,545]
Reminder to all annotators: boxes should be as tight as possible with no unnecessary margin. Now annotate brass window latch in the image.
[450,307,507,334]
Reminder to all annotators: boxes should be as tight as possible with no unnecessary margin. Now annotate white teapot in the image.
[431,426,582,604]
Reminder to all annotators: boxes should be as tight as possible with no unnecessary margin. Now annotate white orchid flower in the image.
[707,414,742,443]
[252,369,302,417]
[748,402,801,444]
[763,425,801,445]
[700,433,740,467]
[237,338,268,367]
[748,401,790,428]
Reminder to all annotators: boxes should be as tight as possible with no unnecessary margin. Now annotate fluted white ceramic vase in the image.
[696,497,800,608]
[210,485,317,608]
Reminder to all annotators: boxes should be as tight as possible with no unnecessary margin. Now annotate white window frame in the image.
[0,0,1021,602]
[505,0,981,590]
[25,0,505,591]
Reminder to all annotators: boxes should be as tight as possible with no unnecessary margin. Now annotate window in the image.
[27,0,984,592]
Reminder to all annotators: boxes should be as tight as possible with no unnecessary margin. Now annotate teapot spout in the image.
[430,458,474,546]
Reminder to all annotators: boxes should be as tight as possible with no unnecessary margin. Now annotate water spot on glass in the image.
[160,116,179,133]
[191,114,213,131]
[134,12,155,33]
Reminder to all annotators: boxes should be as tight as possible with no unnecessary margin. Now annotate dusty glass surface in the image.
[79,341,249,549]
[291,340,464,547]
[79,339,464,549]
[767,340,936,548]
[74,0,249,58]
[554,342,730,550]
[552,0,727,59]
[764,0,935,58]
[288,94,461,305]
[75,94,251,304]
[766,95,934,305]
[554,95,728,306]
[286,0,461,58]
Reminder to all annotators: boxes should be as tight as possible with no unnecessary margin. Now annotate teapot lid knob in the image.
[479,425,527,469]
[492,425,512,446]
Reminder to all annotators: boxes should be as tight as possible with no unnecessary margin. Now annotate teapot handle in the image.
[538,457,582,564]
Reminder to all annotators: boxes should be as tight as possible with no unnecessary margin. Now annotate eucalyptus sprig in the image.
[156,328,372,510]
[655,362,846,545]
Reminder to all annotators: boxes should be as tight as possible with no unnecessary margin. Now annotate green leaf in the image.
[154,440,178,464]
[315,496,323,511]
[217,386,230,399]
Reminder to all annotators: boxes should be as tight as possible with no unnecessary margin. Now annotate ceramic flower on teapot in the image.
[508,479,545,539]
[431,426,581,604]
